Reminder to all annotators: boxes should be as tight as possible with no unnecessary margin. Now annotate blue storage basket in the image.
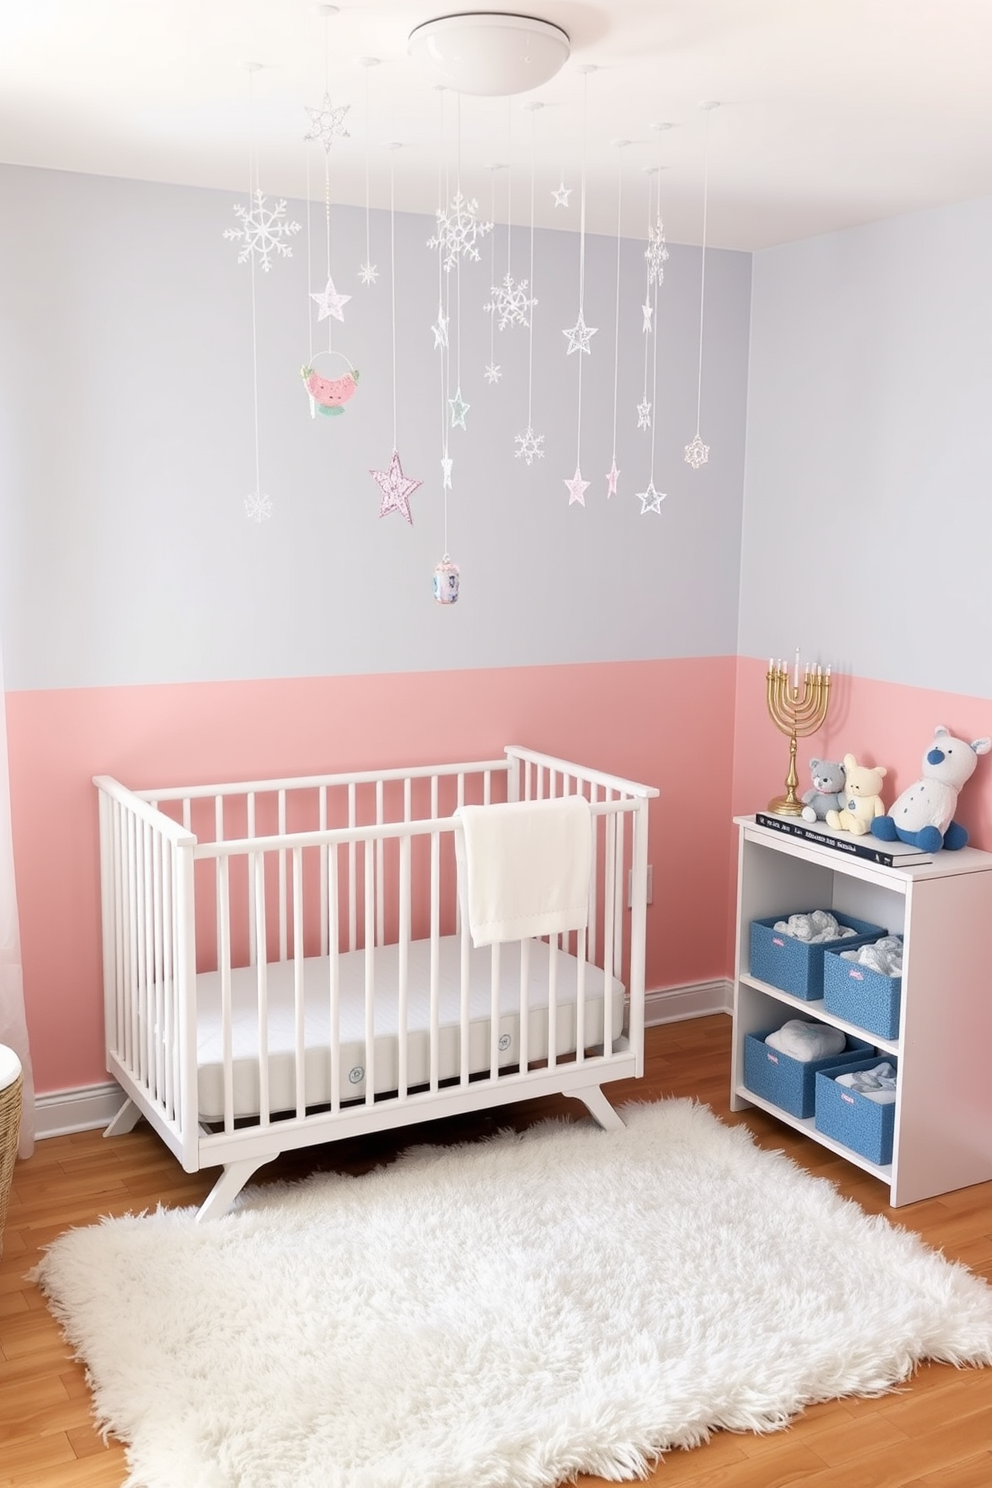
[822,937,903,1039]
[815,1055,898,1166]
[743,1025,874,1119]
[749,912,886,1000]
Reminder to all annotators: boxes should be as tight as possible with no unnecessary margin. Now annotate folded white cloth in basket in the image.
[765,1019,847,1062]
[455,796,592,948]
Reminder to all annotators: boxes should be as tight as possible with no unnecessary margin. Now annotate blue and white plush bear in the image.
[872,726,991,852]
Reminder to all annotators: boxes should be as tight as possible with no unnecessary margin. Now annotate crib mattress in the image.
[194,936,624,1122]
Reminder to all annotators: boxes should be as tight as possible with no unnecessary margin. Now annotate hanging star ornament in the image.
[606,460,620,498]
[564,467,589,506]
[514,426,545,465]
[358,261,379,285]
[552,181,571,208]
[484,361,502,384]
[303,94,351,152]
[448,388,470,429]
[641,300,654,335]
[684,434,711,469]
[369,450,422,524]
[431,307,449,350]
[310,276,351,322]
[244,491,273,523]
[637,399,652,430]
[563,312,598,355]
[645,213,670,287]
[224,191,301,272]
[637,480,666,515]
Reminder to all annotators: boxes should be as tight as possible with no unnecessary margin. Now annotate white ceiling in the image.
[3,1,992,251]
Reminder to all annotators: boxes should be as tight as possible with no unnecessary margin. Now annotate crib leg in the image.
[104,1097,142,1138]
[572,1084,626,1133]
[196,1158,271,1222]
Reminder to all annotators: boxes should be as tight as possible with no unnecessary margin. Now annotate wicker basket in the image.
[0,1056,23,1259]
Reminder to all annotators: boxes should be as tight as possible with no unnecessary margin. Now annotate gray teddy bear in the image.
[801,758,847,822]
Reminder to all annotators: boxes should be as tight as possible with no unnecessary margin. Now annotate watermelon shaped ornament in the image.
[300,360,360,418]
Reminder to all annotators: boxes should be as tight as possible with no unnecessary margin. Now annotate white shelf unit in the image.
[731,816,992,1207]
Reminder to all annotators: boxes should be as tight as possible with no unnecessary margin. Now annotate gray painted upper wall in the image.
[740,192,992,699]
[0,165,751,692]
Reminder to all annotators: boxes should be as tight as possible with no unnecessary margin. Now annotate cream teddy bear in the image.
[826,755,888,836]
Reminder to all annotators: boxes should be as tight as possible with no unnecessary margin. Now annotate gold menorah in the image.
[766,656,831,815]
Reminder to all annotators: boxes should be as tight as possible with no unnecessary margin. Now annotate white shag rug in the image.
[33,1099,992,1488]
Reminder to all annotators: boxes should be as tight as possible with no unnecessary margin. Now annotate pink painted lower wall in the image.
[6,658,738,1095]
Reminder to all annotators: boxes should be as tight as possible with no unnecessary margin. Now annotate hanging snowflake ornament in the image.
[303,93,351,152]
[606,460,620,498]
[637,399,652,430]
[448,388,470,429]
[645,213,670,287]
[359,261,379,285]
[514,426,545,465]
[244,490,273,523]
[428,191,494,272]
[370,450,421,524]
[641,299,654,335]
[485,274,536,331]
[484,362,502,384]
[224,190,301,272]
[684,434,710,469]
[564,467,589,506]
[431,307,449,350]
[310,276,351,322]
[563,312,597,355]
[637,480,666,515]
[552,181,571,208]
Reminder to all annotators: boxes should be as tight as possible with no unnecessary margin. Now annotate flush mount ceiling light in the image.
[408,13,570,96]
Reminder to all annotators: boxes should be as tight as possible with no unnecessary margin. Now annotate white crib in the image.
[95,745,657,1218]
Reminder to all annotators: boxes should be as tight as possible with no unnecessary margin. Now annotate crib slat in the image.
[363,841,375,1105]
[489,941,501,1079]
[429,825,440,1091]
[518,939,530,1075]
[547,941,558,1069]
[293,847,306,1118]
[459,915,470,1086]
[347,782,357,953]
[247,794,257,967]
[278,790,288,963]
[252,851,271,1127]
[328,845,341,1114]
[587,783,599,965]
[375,780,385,948]
[319,787,329,957]
[397,835,411,1099]
[602,805,618,1058]
[218,856,234,1133]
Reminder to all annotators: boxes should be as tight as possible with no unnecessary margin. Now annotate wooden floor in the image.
[2,1014,990,1487]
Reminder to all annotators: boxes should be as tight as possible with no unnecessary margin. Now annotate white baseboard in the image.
[643,979,733,1026]
[35,1081,124,1139]
[33,982,732,1138]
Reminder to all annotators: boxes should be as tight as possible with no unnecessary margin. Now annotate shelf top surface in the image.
[736,815,992,881]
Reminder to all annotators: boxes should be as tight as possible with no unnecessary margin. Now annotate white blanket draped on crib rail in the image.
[455,795,592,948]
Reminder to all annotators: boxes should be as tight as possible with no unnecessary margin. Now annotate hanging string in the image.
[527,107,536,429]
[577,71,588,316]
[360,60,378,281]
[389,157,399,447]
[639,167,653,428]
[488,164,497,371]
[505,98,513,285]
[247,66,262,502]
[608,140,627,492]
[649,169,660,486]
[305,147,313,366]
[324,159,333,353]
[686,101,717,468]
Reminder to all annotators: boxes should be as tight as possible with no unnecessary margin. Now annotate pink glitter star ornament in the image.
[370,449,422,524]
[564,467,589,507]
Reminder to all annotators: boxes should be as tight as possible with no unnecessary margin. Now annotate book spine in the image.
[754,813,902,867]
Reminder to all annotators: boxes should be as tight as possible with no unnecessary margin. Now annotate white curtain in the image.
[0,643,34,1158]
